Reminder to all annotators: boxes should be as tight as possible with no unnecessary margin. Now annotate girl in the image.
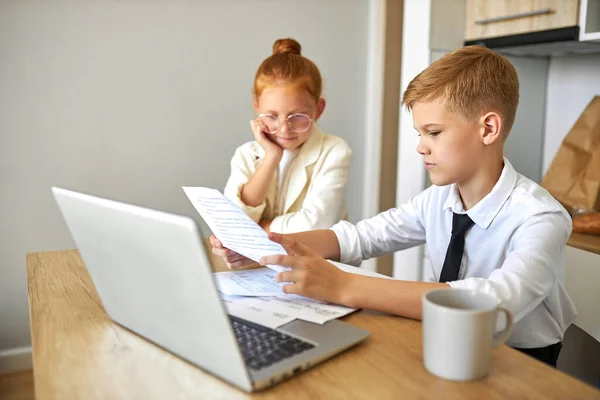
[224,38,352,233]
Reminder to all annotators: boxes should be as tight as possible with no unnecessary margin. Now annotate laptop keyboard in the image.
[229,315,316,371]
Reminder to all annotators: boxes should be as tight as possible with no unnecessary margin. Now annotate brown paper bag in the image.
[541,96,600,213]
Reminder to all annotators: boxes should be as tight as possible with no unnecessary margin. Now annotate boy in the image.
[211,45,576,367]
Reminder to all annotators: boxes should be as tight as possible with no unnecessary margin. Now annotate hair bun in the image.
[272,38,302,56]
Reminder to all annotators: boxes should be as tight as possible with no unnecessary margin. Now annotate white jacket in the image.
[224,126,352,233]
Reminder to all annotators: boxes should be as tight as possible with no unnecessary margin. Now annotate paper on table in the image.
[182,186,288,272]
[254,296,356,324]
[214,260,393,325]
[220,294,296,329]
[215,267,285,296]
[222,292,356,325]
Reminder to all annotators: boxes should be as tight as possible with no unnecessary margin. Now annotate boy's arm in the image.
[263,232,446,320]
[342,277,448,320]
[330,196,428,266]
[215,190,428,272]
[290,230,342,261]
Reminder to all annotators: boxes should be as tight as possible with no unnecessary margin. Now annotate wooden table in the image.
[568,232,600,256]
[26,246,600,400]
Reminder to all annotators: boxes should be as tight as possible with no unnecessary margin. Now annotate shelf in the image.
[464,26,600,57]
[568,232,600,256]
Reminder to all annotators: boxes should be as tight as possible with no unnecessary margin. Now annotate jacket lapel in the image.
[283,126,325,213]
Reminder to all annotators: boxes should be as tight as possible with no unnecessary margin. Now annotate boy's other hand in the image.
[260,232,352,305]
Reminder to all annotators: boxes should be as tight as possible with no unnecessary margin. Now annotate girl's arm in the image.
[224,120,283,222]
[240,119,283,207]
[240,154,279,207]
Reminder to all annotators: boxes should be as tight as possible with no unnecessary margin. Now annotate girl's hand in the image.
[210,235,257,270]
[260,232,352,305]
[251,119,283,161]
[258,218,272,232]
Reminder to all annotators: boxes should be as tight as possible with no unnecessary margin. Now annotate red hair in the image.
[253,38,323,103]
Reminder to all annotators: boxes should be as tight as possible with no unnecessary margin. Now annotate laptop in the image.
[52,187,370,392]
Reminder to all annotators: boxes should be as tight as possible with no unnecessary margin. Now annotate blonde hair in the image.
[402,45,519,134]
[253,38,323,103]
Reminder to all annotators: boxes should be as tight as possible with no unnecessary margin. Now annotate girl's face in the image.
[254,85,326,151]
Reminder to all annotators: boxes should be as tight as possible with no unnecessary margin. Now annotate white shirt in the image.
[275,149,300,215]
[331,158,577,348]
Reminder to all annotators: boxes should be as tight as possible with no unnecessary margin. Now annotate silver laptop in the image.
[52,187,369,392]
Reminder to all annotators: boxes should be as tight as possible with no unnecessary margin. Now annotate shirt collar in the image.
[443,158,518,229]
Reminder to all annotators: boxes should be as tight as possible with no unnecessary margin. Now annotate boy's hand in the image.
[210,235,256,270]
[251,119,283,161]
[260,232,352,305]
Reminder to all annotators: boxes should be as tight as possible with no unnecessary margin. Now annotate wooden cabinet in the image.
[465,0,580,40]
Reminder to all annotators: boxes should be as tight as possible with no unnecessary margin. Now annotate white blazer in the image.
[224,126,352,233]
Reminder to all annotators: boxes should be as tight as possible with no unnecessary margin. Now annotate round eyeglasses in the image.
[256,113,313,134]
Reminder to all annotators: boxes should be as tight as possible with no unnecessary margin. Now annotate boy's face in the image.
[412,98,484,187]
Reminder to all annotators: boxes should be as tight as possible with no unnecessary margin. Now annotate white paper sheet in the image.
[182,186,288,272]
[215,267,285,296]
[254,296,356,324]
[221,293,356,325]
[220,294,296,329]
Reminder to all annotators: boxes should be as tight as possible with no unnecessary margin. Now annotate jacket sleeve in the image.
[223,145,266,223]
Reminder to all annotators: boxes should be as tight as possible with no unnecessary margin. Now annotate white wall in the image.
[504,56,549,182]
[394,0,431,281]
[0,0,370,351]
[543,53,600,174]
[394,0,466,281]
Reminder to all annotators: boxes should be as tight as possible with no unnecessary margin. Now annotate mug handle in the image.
[493,306,513,347]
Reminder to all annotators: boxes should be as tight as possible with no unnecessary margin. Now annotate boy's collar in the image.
[443,158,517,229]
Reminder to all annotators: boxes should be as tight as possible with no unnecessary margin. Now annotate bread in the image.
[572,212,600,235]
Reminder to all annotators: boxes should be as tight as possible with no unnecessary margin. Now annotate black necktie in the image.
[439,213,475,283]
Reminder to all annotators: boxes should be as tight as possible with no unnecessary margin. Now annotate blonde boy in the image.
[212,45,576,366]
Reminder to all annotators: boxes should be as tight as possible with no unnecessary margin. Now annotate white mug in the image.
[422,288,513,381]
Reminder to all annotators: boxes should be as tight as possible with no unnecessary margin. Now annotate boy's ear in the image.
[253,99,259,113]
[315,98,326,120]
[481,111,502,145]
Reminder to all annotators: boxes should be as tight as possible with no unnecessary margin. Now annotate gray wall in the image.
[0,0,369,350]
[543,53,600,174]
[504,55,549,182]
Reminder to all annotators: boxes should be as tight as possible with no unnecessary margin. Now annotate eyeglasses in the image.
[256,113,313,134]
